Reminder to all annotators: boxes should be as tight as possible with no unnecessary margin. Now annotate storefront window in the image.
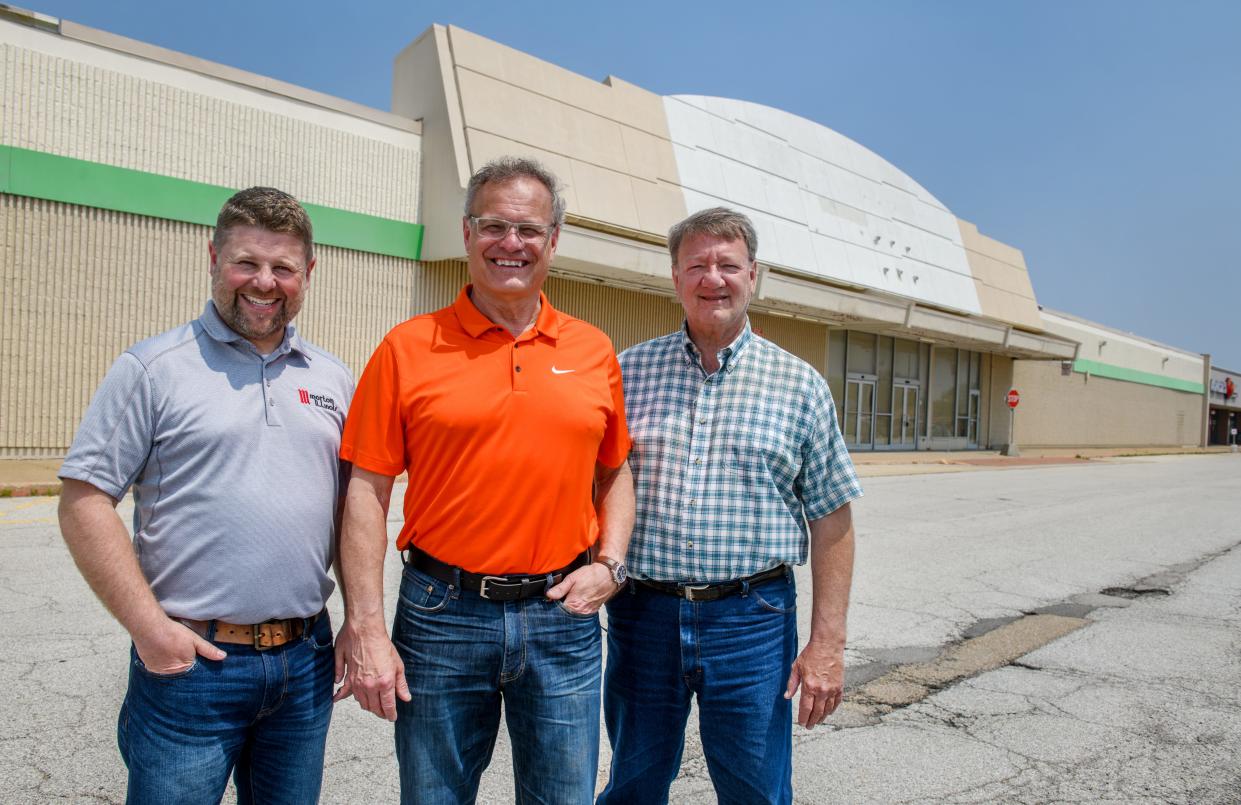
[931,347,957,438]
[827,329,845,417]
[847,332,877,376]
[875,336,893,446]
[893,338,918,380]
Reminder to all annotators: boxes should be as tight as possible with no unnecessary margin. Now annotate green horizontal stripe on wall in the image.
[0,145,422,260]
[1073,357,1204,394]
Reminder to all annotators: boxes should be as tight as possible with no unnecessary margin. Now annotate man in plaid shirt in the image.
[598,208,863,805]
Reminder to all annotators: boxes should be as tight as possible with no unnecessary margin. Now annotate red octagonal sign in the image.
[1006,389,1020,408]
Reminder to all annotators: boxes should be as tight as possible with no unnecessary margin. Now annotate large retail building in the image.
[0,8,1215,457]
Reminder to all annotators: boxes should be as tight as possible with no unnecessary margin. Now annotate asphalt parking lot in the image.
[2,453,1239,803]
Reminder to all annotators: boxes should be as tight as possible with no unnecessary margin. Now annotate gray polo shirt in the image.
[60,302,354,624]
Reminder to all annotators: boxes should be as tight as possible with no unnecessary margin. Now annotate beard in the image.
[210,275,300,347]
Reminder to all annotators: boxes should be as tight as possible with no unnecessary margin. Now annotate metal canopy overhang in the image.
[541,225,1078,361]
[409,221,1081,361]
[757,271,1077,360]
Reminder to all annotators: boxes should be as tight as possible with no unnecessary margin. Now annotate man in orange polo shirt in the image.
[334,156,634,804]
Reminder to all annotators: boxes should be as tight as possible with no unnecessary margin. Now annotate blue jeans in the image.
[117,612,334,805]
[597,572,797,805]
[392,563,602,805]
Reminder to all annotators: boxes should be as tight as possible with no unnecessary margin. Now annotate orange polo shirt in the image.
[340,286,631,574]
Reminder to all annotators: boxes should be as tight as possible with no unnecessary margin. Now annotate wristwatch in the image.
[595,556,628,587]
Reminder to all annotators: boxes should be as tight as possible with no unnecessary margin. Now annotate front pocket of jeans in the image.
[399,569,453,613]
[134,656,199,680]
[554,601,598,621]
[751,588,796,615]
[309,620,335,651]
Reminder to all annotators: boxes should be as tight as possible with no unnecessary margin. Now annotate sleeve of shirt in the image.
[339,337,407,477]
[596,350,632,469]
[58,352,155,500]
[795,373,864,521]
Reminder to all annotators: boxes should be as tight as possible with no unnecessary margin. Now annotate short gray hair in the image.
[668,207,758,264]
[463,157,566,228]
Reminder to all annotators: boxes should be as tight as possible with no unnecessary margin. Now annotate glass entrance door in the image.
[844,379,876,449]
[893,384,919,448]
[966,389,980,447]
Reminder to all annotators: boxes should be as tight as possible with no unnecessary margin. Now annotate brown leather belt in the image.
[176,611,323,650]
[635,565,789,602]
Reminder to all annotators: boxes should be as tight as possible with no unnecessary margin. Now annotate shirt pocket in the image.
[722,418,797,487]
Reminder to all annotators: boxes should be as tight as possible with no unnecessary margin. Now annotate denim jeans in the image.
[117,612,334,805]
[597,571,797,805]
[392,563,602,805]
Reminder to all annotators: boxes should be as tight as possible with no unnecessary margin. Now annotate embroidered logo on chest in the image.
[298,388,339,412]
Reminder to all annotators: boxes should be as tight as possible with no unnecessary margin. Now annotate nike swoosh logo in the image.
[551,367,575,375]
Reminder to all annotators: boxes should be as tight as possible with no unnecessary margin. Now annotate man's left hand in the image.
[545,563,618,614]
[784,640,844,729]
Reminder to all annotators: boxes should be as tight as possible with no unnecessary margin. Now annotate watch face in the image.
[615,564,628,584]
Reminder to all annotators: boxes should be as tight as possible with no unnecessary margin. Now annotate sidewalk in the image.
[2,446,1233,496]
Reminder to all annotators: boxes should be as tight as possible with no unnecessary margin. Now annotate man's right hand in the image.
[132,618,227,675]
[333,617,411,721]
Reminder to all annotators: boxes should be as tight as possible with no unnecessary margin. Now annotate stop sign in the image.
[1006,389,1020,408]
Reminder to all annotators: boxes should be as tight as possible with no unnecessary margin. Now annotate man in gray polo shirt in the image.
[58,187,353,804]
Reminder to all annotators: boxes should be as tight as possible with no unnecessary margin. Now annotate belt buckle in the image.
[253,620,287,651]
[682,584,711,602]
[478,576,512,601]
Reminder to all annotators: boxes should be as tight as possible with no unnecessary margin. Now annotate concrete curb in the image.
[0,483,61,498]
[0,447,1232,496]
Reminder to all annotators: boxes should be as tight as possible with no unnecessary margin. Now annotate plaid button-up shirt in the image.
[619,322,862,582]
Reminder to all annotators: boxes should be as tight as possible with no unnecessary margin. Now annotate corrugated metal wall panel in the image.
[397,264,680,352]
[1,196,207,456]
[408,260,470,316]
[296,248,428,373]
[1,215,828,459]
[543,275,681,351]
[0,42,419,220]
[0,196,438,457]
[750,312,828,375]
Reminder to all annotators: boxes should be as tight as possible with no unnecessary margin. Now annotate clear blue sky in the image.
[29,0,1241,370]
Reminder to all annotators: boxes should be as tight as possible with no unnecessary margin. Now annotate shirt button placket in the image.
[262,361,280,427]
[512,339,528,393]
[685,377,713,577]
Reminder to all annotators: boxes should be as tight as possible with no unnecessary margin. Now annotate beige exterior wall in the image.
[394,25,687,267]
[1040,309,1204,387]
[1,21,420,220]
[544,275,681,352]
[957,219,1042,331]
[0,196,426,458]
[438,25,686,239]
[987,355,1016,448]
[1012,360,1203,448]
[0,18,426,457]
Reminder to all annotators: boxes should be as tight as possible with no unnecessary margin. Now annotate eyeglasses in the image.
[469,216,556,243]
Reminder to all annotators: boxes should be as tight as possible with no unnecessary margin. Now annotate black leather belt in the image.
[635,565,789,603]
[404,546,591,601]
